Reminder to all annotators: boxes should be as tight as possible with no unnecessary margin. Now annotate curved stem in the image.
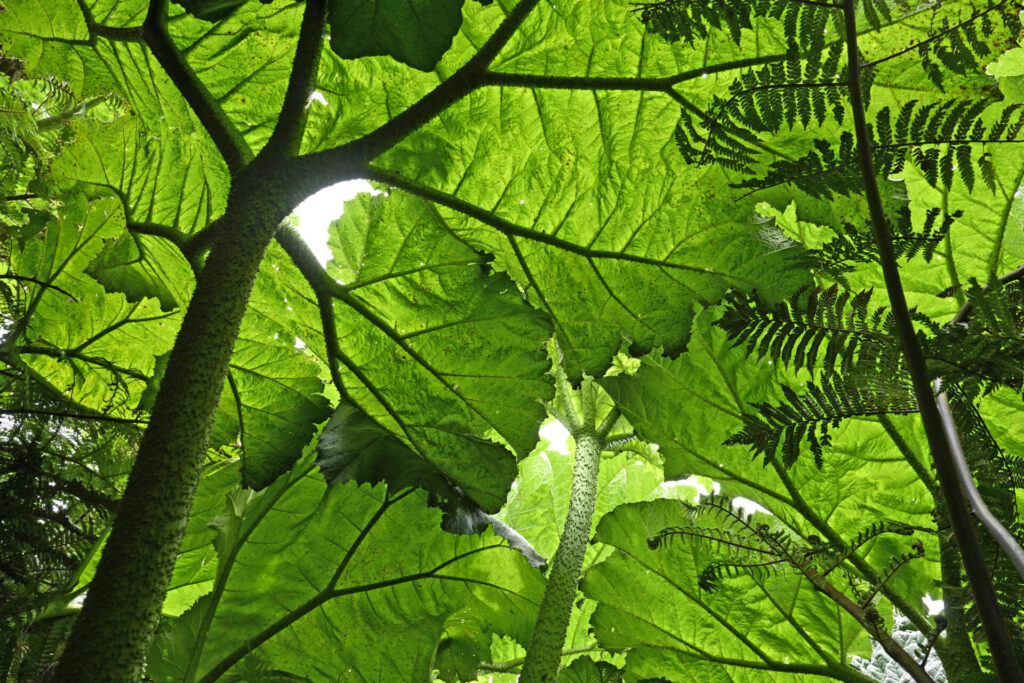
[141,0,251,171]
[934,385,1024,580]
[936,264,1024,581]
[259,0,327,159]
[298,0,542,189]
[842,2,1023,678]
[520,430,602,682]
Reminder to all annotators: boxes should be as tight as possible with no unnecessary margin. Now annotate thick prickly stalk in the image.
[52,173,291,682]
[520,426,602,682]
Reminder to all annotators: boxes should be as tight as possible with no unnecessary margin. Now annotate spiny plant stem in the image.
[520,429,602,682]
[51,169,293,683]
[842,1,1023,678]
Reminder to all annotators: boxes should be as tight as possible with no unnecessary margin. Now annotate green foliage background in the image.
[2,0,1024,680]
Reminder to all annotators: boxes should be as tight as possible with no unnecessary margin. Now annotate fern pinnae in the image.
[816,520,915,576]
[857,540,926,608]
[698,556,792,592]
[647,525,779,556]
[726,376,918,468]
[716,286,896,375]
[636,0,844,49]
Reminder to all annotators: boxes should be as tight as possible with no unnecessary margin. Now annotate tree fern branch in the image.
[767,460,938,640]
[843,1,1024,675]
[480,54,786,91]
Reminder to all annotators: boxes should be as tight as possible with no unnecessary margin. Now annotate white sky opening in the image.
[539,420,571,454]
[293,179,378,266]
[922,593,944,615]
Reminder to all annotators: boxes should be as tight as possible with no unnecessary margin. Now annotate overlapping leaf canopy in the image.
[3,0,1024,679]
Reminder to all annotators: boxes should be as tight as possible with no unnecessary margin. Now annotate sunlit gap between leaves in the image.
[290,178,379,350]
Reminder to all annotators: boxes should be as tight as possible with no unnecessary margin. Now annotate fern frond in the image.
[924,279,1024,393]
[863,0,1016,91]
[857,540,925,607]
[726,377,917,467]
[636,0,844,49]
[807,207,959,280]
[716,286,897,374]
[814,520,916,575]
[698,556,792,591]
[737,98,1017,196]
[734,132,862,198]
[647,525,778,555]
[674,44,848,173]
[876,99,1024,192]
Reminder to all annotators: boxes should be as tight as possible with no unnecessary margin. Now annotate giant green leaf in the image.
[11,195,179,414]
[5,0,1024,677]
[583,498,872,681]
[600,308,942,613]
[318,190,553,511]
[327,0,466,71]
[150,453,545,682]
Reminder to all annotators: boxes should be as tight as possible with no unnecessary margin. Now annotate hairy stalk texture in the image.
[520,430,602,682]
[51,171,293,682]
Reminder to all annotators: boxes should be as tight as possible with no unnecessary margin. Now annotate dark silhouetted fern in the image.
[725,377,918,467]
[734,98,1021,198]
[734,132,862,199]
[874,99,1024,192]
[674,44,848,172]
[716,285,897,375]
[636,0,844,49]
[865,0,1022,91]
[806,207,960,280]
[923,278,1024,393]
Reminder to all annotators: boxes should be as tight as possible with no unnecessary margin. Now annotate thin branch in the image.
[878,137,1024,149]
[0,408,147,425]
[0,274,78,301]
[950,263,1024,325]
[480,54,785,92]
[74,0,144,44]
[142,0,252,172]
[863,0,1008,69]
[934,385,1024,580]
[364,167,754,290]
[125,221,187,247]
[181,220,220,262]
[273,226,346,391]
[18,344,150,382]
[597,406,621,440]
[768,460,936,639]
[798,562,934,683]
[259,0,328,159]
